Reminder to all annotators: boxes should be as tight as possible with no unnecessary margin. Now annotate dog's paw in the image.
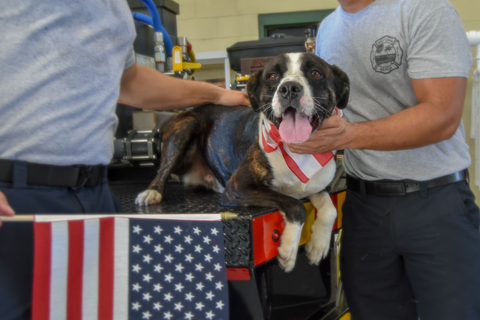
[135,190,162,206]
[277,220,304,272]
[306,192,337,265]
[305,225,331,265]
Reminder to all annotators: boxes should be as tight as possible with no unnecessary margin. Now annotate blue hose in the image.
[132,1,173,57]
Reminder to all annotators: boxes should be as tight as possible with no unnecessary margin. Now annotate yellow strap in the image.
[172,46,183,72]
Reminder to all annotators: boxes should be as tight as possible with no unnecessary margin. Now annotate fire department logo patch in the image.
[370,35,403,74]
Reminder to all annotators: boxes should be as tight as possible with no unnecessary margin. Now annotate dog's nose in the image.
[279,81,303,100]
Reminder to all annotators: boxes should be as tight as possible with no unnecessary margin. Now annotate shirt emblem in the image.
[370,35,403,74]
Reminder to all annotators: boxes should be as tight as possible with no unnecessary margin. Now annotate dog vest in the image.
[261,108,342,183]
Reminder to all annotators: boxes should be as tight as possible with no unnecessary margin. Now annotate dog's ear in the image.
[246,69,263,112]
[331,64,349,109]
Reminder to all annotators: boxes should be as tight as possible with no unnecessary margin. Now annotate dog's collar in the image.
[261,108,341,183]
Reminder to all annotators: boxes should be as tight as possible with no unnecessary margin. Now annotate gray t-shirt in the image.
[0,1,136,166]
[316,0,473,181]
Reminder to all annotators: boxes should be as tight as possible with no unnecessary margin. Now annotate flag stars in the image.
[164,273,174,283]
[185,254,194,263]
[143,234,153,244]
[143,254,153,264]
[132,245,143,254]
[205,272,214,281]
[132,302,141,311]
[206,310,215,320]
[185,292,195,301]
[174,302,184,311]
[133,225,143,234]
[175,263,185,273]
[216,300,225,310]
[143,274,153,283]
[212,245,220,254]
[164,293,174,302]
[185,273,195,282]
[174,226,183,234]
[142,311,152,319]
[154,283,163,292]
[175,244,184,253]
[214,263,222,271]
[175,282,185,292]
[154,225,163,234]
[185,312,194,320]
[193,227,201,235]
[204,254,213,263]
[211,228,219,236]
[154,244,164,254]
[143,292,152,301]
[206,291,215,301]
[153,302,163,311]
[203,236,211,244]
[132,283,142,292]
[132,264,142,273]
[195,302,205,310]
[164,235,174,243]
[154,263,164,273]
[184,235,193,244]
[195,263,204,272]
[163,311,173,320]
[194,245,203,253]
[164,254,174,263]
[215,281,224,290]
[196,282,205,291]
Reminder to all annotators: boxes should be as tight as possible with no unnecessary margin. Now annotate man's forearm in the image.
[118,63,248,110]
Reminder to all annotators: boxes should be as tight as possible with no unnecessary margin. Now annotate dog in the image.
[136,53,349,272]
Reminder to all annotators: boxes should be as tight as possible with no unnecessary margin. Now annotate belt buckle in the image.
[374,182,406,196]
[74,166,93,189]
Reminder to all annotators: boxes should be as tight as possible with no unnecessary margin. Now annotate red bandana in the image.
[261,107,342,183]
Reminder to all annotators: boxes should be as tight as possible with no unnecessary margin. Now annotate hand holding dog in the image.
[215,89,250,107]
[0,191,15,227]
[286,115,354,154]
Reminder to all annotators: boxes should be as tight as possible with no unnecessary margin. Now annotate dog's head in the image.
[247,53,349,143]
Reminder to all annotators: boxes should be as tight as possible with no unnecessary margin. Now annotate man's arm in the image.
[118,63,250,110]
[287,77,467,154]
[0,192,15,227]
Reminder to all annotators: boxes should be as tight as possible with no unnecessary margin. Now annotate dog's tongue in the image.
[279,109,312,143]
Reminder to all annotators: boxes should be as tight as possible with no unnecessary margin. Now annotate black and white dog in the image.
[136,53,349,271]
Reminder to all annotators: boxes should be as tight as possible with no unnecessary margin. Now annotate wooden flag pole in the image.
[0,212,239,222]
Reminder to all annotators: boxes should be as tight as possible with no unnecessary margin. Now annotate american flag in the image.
[261,107,342,183]
[31,214,229,320]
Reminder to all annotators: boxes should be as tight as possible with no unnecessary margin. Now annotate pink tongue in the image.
[279,109,312,143]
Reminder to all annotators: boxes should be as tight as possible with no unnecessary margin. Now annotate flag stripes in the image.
[32,217,130,320]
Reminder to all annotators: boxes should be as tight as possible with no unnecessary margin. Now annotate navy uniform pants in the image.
[341,180,480,320]
[0,162,121,320]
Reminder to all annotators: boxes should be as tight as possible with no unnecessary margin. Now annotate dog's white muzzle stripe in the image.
[261,107,342,183]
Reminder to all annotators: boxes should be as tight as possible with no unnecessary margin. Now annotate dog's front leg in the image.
[305,192,337,265]
[225,144,306,272]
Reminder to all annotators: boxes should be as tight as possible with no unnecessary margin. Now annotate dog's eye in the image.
[310,70,321,78]
[269,73,279,81]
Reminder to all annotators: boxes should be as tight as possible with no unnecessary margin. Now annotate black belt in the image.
[0,159,106,189]
[346,170,467,197]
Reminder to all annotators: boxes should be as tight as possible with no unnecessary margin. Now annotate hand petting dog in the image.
[286,114,354,154]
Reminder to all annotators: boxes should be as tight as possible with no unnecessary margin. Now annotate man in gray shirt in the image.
[0,1,248,319]
[288,0,480,319]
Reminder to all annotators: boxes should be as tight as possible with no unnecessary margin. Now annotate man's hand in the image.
[0,191,15,227]
[215,89,249,107]
[286,115,354,154]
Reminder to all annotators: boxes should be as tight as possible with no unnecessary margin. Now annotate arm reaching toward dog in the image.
[287,77,467,154]
[118,63,249,110]
[0,192,15,228]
